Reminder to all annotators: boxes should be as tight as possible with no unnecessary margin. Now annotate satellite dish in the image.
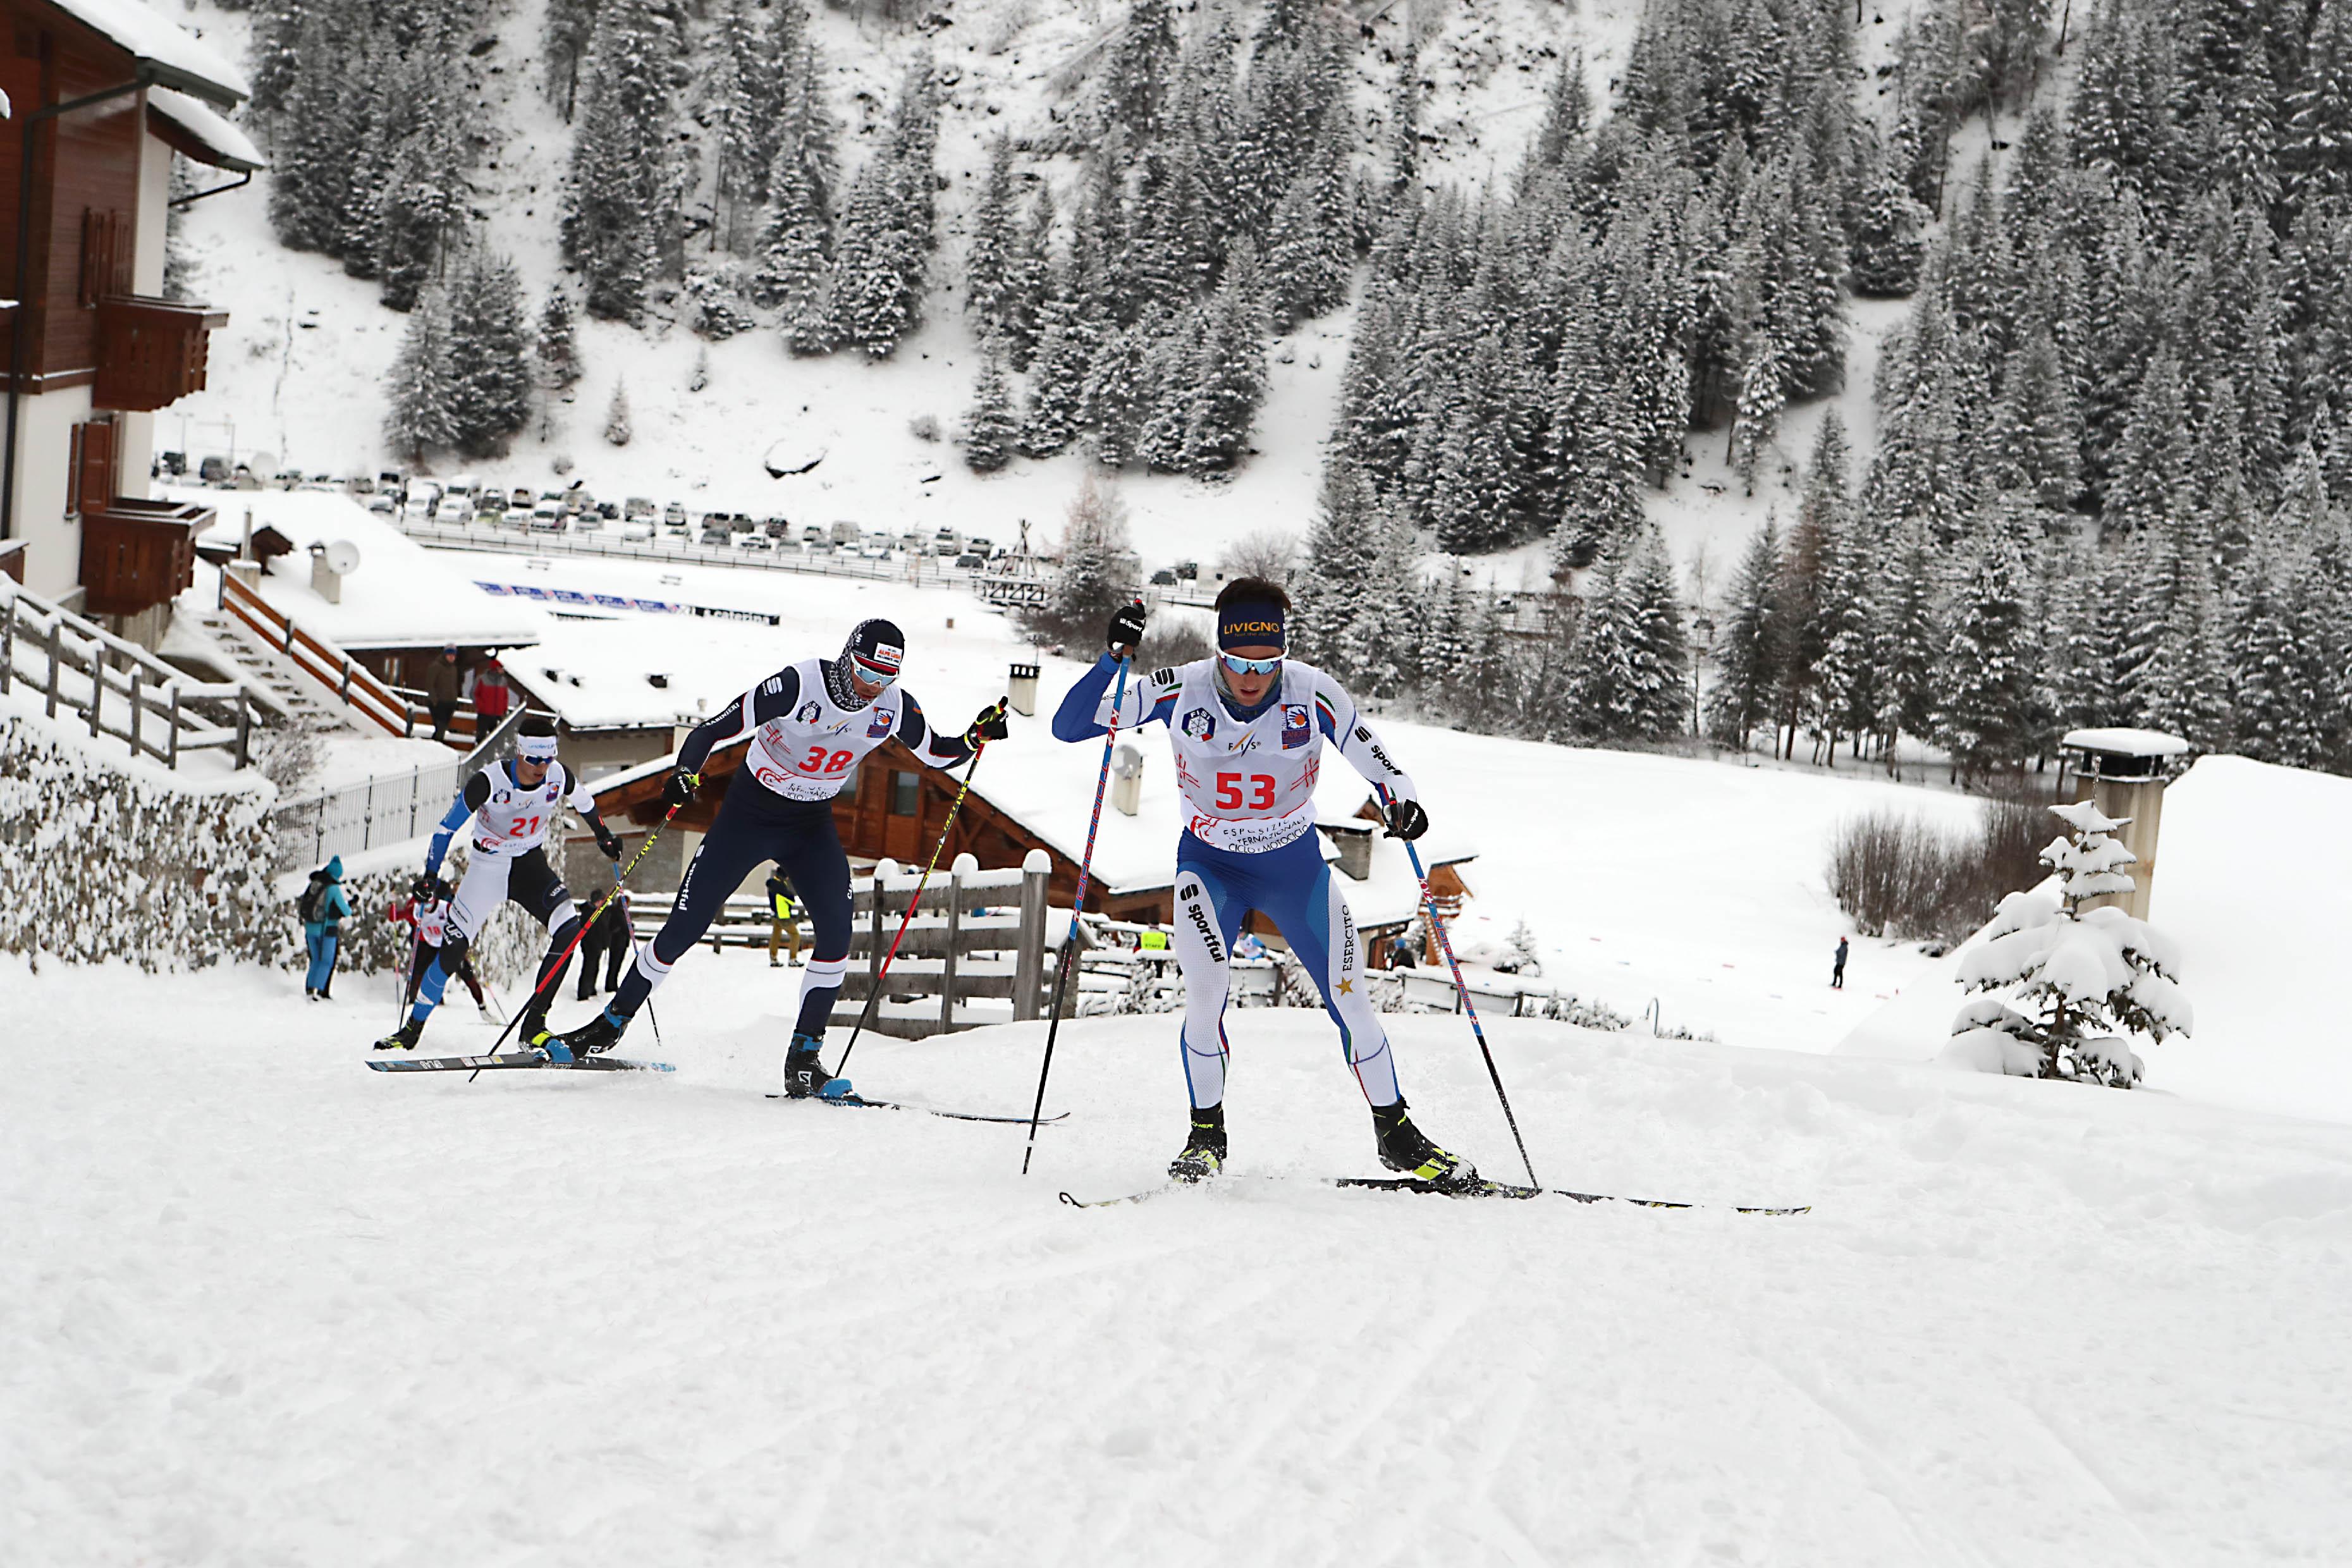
[324,539,361,575]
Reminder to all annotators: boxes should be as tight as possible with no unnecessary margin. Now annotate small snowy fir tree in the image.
[603,383,632,448]
[960,349,1020,474]
[1496,919,1543,976]
[1948,799,2192,1087]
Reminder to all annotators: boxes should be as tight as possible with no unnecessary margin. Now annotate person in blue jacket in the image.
[300,857,352,1001]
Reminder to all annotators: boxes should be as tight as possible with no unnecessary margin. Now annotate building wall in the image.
[12,382,90,600]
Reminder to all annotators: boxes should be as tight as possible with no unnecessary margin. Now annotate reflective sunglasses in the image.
[1218,652,1283,676]
[851,658,900,687]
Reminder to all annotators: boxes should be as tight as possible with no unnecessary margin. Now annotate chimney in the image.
[1330,824,1372,881]
[2062,727,2191,920]
[1110,743,1144,816]
[1007,660,1040,716]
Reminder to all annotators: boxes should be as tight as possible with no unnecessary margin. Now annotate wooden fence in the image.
[216,568,474,749]
[0,579,250,770]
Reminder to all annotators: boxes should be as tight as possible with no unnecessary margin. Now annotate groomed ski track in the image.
[9,955,2352,1565]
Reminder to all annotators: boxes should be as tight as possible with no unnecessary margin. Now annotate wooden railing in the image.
[80,497,211,617]
[94,295,228,412]
[0,579,250,770]
[216,568,474,749]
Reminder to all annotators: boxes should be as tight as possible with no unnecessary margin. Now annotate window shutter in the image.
[79,209,130,307]
[73,420,116,516]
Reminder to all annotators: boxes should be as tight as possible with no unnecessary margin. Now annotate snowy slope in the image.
[9,952,2352,1565]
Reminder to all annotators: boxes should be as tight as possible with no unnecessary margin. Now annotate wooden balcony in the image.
[93,296,229,413]
[79,497,214,617]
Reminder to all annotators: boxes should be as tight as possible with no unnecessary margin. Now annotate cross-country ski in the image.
[9,0,2352,1560]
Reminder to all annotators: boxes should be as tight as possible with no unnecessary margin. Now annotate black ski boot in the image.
[1168,1103,1227,1182]
[1371,1099,1478,1191]
[782,1034,852,1099]
[373,1017,423,1053]
[555,1008,627,1058]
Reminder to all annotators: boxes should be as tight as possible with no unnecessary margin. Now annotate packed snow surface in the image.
[8,954,2352,1564]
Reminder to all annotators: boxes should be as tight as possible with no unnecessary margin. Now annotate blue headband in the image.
[1218,602,1285,651]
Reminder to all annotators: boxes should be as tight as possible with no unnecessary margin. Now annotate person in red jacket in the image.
[472,659,512,730]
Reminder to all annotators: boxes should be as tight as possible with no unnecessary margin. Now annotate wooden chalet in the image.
[0,0,259,644]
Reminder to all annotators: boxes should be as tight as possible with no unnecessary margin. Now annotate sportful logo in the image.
[1182,888,1225,963]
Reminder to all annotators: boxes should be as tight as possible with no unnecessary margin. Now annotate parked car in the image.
[510,486,534,508]
[269,467,303,490]
[699,527,731,547]
[434,495,471,524]
[196,455,228,482]
[594,500,620,520]
[474,494,506,521]
[762,517,792,539]
[801,524,825,544]
[663,501,689,529]
[365,494,398,516]
[573,510,604,531]
[528,501,566,531]
[1149,567,1177,586]
[965,535,994,556]
[830,519,862,546]
[857,536,891,560]
[738,532,774,552]
[930,529,961,555]
[954,552,986,570]
[805,538,834,556]
[621,520,656,542]
[348,475,376,495]
[624,496,656,520]
[1173,560,1197,580]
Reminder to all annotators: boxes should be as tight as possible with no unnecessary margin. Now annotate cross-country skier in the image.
[373,715,622,1053]
[387,886,493,1018]
[545,618,1010,1094]
[1050,580,1478,1189]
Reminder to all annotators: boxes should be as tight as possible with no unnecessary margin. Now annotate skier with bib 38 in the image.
[1050,579,1477,1189]
[374,716,623,1053]
[545,618,1010,1096]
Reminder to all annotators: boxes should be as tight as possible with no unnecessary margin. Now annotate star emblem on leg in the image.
[1337,978,1352,995]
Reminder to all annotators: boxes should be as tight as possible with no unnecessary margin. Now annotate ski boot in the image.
[373,1017,423,1053]
[554,1007,628,1058]
[782,1034,852,1099]
[1371,1099,1479,1191]
[1168,1103,1227,1183]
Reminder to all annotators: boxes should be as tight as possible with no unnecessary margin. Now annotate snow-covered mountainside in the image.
[10,954,2352,1564]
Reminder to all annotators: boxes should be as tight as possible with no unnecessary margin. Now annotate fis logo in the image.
[1281,704,1310,749]
[1180,707,1216,742]
[796,701,824,725]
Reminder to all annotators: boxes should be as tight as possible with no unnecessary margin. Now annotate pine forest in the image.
[240,0,2352,781]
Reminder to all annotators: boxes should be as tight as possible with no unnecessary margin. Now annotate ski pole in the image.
[835,737,993,1079]
[469,804,680,1077]
[618,890,665,1050]
[1376,782,1540,1189]
[1022,655,1131,1175]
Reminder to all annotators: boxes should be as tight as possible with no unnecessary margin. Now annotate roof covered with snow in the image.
[147,87,263,172]
[171,490,546,652]
[2062,727,2193,757]
[40,0,248,106]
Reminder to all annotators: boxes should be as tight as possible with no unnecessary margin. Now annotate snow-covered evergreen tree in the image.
[446,251,534,460]
[1706,521,1784,750]
[1950,799,2191,1087]
[603,383,633,448]
[536,286,580,393]
[564,0,672,324]
[961,349,1020,475]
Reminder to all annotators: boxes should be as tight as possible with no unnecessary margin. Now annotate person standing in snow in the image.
[388,885,493,1018]
[545,618,1010,1095]
[298,857,352,1001]
[374,716,623,1053]
[766,869,802,967]
[573,886,632,1000]
[1832,936,1849,989]
[1050,582,1479,1189]
[424,646,463,743]
[472,659,512,731]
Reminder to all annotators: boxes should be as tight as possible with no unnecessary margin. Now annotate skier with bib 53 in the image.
[546,618,1009,1096]
[1051,580,1478,1189]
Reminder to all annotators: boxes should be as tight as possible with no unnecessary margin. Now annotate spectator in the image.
[766,869,802,967]
[473,658,512,731]
[298,856,352,1000]
[575,887,633,999]
[424,646,462,742]
[1832,935,1849,990]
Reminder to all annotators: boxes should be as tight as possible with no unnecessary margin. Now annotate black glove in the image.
[965,698,1010,748]
[1107,600,1146,655]
[1383,796,1429,841]
[594,824,623,862]
[663,769,699,809]
[411,870,446,902]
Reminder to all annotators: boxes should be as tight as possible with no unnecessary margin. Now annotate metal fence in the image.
[269,704,538,869]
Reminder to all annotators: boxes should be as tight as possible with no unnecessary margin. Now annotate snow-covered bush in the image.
[1494,918,1543,976]
[1947,800,2192,1087]
[0,713,282,970]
